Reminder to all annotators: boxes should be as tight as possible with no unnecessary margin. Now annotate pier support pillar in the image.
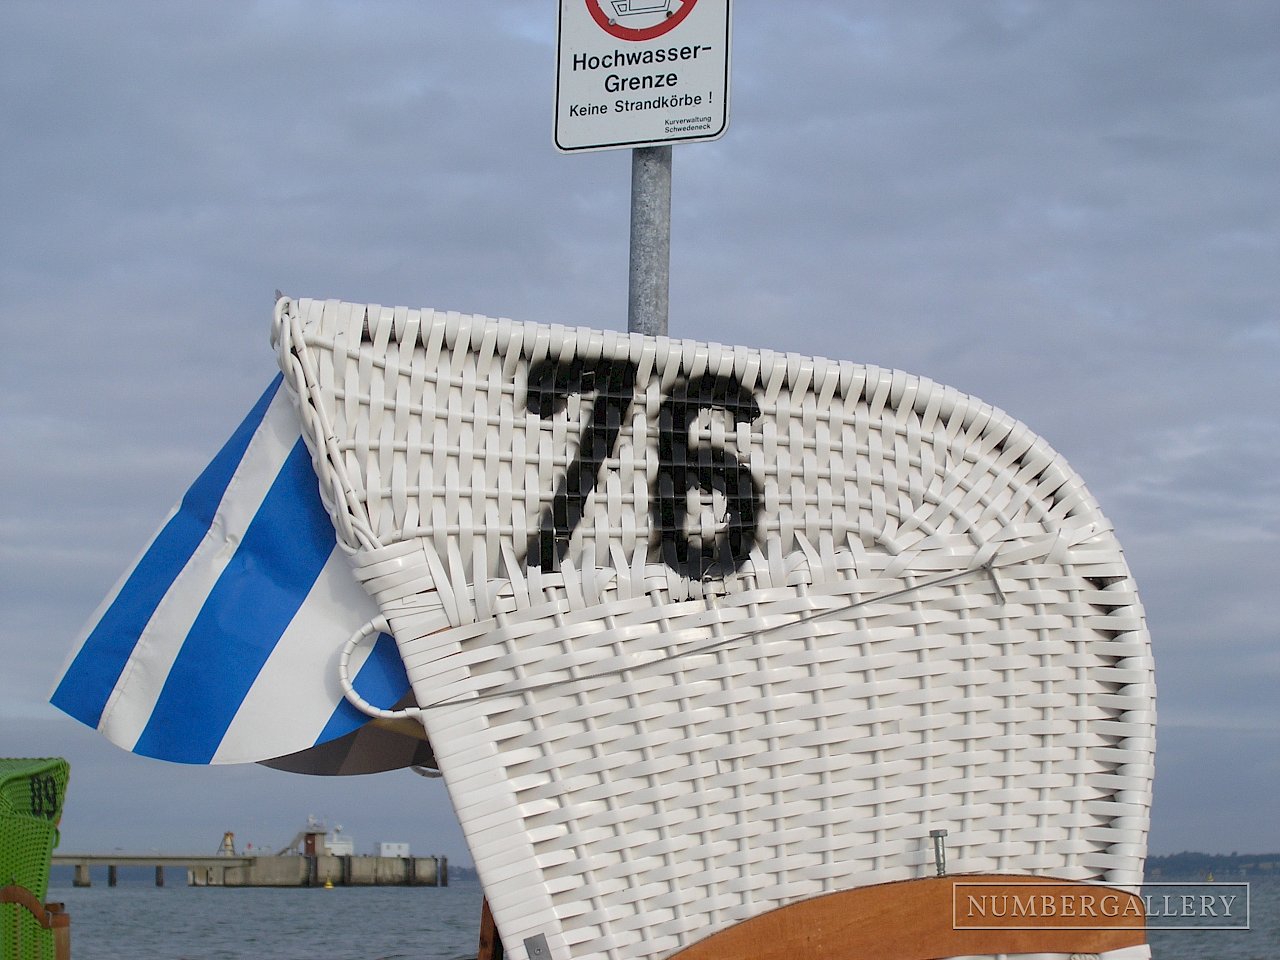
[439,855,448,887]
[155,865,165,887]
[73,864,91,887]
[108,865,118,887]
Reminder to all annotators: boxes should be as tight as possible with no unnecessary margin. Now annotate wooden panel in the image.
[478,897,505,960]
[667,875,1145,960]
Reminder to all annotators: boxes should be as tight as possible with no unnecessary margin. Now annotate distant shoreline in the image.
[1146,852,1280,879]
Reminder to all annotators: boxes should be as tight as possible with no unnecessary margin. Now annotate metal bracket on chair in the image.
[524,933,551,960]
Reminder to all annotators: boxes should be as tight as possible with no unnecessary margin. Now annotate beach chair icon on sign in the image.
[611,0,672,19]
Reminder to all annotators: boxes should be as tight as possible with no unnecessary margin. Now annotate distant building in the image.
[379,842,410,859]
[323,828,354,857]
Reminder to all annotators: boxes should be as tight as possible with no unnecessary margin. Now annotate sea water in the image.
[1145,875,1277,960]
[46,876,1279,960]
[48,879,486,960]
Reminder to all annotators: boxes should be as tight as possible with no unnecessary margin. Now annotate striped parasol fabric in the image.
[51,375,429,774]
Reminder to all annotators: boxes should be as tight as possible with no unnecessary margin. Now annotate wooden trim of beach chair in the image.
[667,874,1145,960]
[478,896,505,960]
[1,884,71,960]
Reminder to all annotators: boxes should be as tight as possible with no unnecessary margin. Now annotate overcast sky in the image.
[2,2,1277,866]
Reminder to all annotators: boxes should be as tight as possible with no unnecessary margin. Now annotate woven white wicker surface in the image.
[274,297,1154,960]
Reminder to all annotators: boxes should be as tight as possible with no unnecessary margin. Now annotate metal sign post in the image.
[555,0,731,336]
[627,145,672,336]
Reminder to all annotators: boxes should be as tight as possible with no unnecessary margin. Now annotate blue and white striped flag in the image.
[51,376,426,773]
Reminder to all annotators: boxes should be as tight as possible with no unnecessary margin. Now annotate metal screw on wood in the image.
[930,829,948,877]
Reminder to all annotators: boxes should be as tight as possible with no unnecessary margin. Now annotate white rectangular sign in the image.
[555,0,731,153]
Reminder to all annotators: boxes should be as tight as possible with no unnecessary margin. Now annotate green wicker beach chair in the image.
[0,758,70,960]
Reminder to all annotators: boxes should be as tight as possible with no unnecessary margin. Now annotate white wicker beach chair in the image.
[274,297,1154,960]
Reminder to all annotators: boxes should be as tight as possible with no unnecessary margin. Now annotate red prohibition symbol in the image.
[586,0,698,42]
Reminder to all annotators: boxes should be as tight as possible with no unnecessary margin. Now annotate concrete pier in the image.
[55,853,447,888]
[192,854,445,887]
